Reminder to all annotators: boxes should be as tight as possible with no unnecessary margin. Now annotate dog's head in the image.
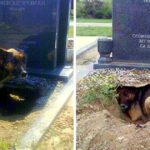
[117,87,137,112]
[0,48,27,78]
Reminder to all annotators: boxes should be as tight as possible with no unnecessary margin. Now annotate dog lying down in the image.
[117,85,150,122]
[0,48,27,102]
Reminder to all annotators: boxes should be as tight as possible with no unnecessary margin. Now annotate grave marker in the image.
[94,0,150,69]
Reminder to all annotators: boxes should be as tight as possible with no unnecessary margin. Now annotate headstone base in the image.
[27,66,73,82]
[94,62,150,70]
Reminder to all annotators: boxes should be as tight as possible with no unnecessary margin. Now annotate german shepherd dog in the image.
[117,85,150,121]
[0,48,27,80]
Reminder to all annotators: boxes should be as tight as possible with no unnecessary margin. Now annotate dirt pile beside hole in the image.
[77,110,150,150]
[77,69,150,150]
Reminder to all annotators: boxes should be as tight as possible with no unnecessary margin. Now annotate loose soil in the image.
[77,47,98,65]
[77,69,150,150]
[36,98,73,150]
[0,80,64,149]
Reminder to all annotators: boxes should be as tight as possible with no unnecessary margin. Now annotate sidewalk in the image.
[70,22,112,27]
[76,36,98,51]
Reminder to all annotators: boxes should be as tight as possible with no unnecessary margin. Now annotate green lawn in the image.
[77,18,112,23]
[68,26,73,38]
[77,27,112,37]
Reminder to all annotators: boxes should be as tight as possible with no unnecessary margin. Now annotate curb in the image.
[77,64,94,82]
[76,36,112,58]
[17,78,73,150]
[76,40,97,58]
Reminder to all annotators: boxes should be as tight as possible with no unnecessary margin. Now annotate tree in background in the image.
[77,0,112,19]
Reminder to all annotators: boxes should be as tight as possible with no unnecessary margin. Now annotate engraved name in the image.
[0,1,46,6]
[144,0,150,3]
[132,34,150,49]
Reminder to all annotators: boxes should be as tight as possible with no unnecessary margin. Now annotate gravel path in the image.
[70,22,112,27]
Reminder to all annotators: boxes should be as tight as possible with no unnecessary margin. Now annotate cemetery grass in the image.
[0,139,9,150]
[77,27,112,36]
[68,27,73,38]
[77,18,112,23]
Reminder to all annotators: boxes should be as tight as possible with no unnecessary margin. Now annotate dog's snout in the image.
[120,104,128,110]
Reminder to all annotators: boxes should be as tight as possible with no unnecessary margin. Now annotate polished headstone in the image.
[113,0,150,63]
[0,0,59,70]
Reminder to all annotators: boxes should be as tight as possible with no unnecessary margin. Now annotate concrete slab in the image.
[28,65,73,82]
[77,64,94,82]
[76,36,98,51]
[17,78,73,150]
[94,62,150,70]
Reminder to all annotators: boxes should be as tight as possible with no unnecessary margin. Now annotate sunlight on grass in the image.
[68,27,73,38]
[77,18,112,23]
[77,27,112,36]
[0,139,9,150]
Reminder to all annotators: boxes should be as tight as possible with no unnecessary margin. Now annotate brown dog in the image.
[0,48,27,79]
[117,86,150,121]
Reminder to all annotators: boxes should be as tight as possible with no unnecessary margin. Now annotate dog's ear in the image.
[117,86,122,93]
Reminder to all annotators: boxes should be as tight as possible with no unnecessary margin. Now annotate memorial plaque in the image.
[0,0,60,70]
[113,0,150,63]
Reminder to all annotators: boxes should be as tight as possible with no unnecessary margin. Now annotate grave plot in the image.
[0,78,65,149]
[0,0,72,149]
[77,69,150,150]
[95,0,150,69]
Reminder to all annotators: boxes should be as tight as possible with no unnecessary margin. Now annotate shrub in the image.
[77,2,86,18]
[77,0,112,19]
[78,73,118,107]
[100,2,112,19]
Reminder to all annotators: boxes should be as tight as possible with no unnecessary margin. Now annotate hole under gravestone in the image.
[116,85,150,124]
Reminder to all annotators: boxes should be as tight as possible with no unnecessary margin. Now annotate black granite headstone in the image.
[113,0,150,63]
[0,0,59,70]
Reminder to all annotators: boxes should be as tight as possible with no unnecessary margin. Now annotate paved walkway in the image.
[70,22,112,27]
[76,36,98,51]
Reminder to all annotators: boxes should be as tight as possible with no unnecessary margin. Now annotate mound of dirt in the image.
[77,69,150,150]
[87,69,150,87]
[77,110,150,150]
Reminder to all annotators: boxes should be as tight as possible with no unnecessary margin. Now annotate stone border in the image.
[76,37,112,58]
[17,78,73,150]
[76,41,97,58]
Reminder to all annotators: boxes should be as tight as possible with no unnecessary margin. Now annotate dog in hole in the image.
[0,48,27,79]
[117,85,150,122]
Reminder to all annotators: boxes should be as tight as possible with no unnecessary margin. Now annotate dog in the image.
[117,85,150,121]
[0,48,27,80]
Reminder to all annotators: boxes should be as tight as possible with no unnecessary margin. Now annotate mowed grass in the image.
[68,26,73,38]
[77,27,112,36]
[0,139,9,150]
[77,18,112,23]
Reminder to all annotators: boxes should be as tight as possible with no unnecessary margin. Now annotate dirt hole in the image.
[116,85,150,124]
